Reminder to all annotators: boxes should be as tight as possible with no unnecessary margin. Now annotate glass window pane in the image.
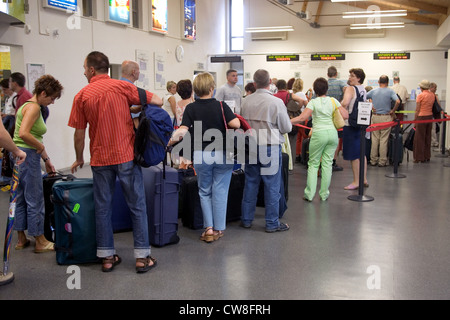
[231,37,243,51]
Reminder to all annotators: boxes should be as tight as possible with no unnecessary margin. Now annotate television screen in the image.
[151,0,168,34]
[107,0,130,25]
[183,0,196,40]
[43,0,78,12]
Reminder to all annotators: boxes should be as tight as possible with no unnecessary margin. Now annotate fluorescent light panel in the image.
[343,9,407,18]
[245,26,294,33]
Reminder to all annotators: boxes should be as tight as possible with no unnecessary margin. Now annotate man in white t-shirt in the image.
[215,69,242,114]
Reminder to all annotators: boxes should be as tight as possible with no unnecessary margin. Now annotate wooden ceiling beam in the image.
[368,0,448,15]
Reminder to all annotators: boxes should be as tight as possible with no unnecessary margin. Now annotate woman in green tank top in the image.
[13,75,63,253]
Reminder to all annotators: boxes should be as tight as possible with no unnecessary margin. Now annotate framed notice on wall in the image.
[151,0,168,34]
[182,0,196,41]
[26,63,45,92]
[106,0,131,26]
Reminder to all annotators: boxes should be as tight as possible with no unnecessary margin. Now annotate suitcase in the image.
[388,132,403,165]
[180,169,245,230]
[111,179,133,233]
[43,173,75,242]
[180,175,203,230]
[143,164,180,247]
[52,178,99,265]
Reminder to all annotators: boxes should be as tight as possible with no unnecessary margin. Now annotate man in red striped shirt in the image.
[68,51,162,273]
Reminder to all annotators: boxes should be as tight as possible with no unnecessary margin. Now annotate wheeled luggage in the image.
[179,169,245,230]
[52,178,98,265]
[142,164,180,247]
[257,152,289,207]
[388,132,404,165]
[43,173,75,242]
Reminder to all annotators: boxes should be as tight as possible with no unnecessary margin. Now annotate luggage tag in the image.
[65,203,80,233]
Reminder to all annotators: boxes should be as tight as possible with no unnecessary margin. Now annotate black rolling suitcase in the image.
[257,152,289,206]
[180,169,245,229]
[388,132,403,165]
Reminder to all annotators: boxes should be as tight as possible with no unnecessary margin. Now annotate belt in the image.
[373,113,389,116]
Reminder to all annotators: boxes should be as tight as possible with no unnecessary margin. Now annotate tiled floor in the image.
[1,150,450,300]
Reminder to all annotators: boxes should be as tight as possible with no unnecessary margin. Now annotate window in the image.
[82,0,93,17]
[230,0,244,52]
[132,0,142,29]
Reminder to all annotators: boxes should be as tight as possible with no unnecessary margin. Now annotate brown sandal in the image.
[102,254,121,272]
[136,256,157,273]
[200,227,215,243]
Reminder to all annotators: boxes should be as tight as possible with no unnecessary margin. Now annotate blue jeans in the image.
[193,150,234,231]
[91,161,150,259]
[14,147,45,236]
[241,145,282,230]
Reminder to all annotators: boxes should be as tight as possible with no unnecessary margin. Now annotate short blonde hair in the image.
[193,72,215,97]
[292,78,303,93]
[166,80,177,91]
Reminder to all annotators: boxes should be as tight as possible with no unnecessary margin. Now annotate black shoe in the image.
[332,164,343,172]
[266,222,289,233]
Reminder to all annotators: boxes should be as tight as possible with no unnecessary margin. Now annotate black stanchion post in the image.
[436,112,448,158]
[386,119,406,178]
[348,127,374,202]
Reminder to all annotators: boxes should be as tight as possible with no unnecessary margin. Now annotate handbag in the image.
[285,93,300,136]
[331,98,345,130]
[432,97,442,119]
[404,128,415,151]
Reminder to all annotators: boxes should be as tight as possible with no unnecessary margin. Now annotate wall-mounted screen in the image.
[183,0,196,41]
[151,0,168,34]
[106,0,131,25]
[42,0,78,12]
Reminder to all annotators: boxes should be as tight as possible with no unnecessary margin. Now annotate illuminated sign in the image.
[374,53,410,60]
[311,54,345,61]
[151,0,168,34]
[266,55,299,62]
[183,0,196,40]
[43,0,78,12]
[107,0,130,25]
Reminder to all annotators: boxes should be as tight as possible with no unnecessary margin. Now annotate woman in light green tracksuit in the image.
[291,77,348,201]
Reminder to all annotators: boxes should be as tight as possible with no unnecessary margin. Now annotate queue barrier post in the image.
[348,127,374,202]
[386,119,406,179]
[436,112,448,159]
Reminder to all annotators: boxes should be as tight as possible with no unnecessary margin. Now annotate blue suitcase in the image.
[142,164,180,247]
[52,178,99,265]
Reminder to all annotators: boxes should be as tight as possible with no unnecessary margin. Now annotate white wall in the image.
[240,0,448,98]
[0,0,228,170]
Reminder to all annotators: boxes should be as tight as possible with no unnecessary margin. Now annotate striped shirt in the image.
[68,74,153,166]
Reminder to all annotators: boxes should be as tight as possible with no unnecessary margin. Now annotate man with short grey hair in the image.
[240,69,292,233]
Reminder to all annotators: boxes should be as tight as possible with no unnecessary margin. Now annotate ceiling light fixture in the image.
[245,26,295,33]
[343,9,407,18]
[350,22,405,29]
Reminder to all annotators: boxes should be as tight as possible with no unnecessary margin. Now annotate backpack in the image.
[284,93,301,136]
[348,86,366,127]
[134,87,174,167]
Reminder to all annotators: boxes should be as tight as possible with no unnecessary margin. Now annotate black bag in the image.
[388,132,403,165]
[348,86,366,128]
[404,128,415,151]
[432,97,442,119]
[301,138,310,165]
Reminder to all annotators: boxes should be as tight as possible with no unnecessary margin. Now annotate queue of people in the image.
[0,54,445,284]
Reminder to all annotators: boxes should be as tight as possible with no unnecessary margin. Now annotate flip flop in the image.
[15,239,31,250]
[344,184,358,190]
[34,241,54,253]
